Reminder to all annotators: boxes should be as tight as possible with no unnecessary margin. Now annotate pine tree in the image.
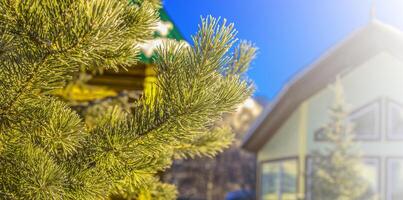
[311,79,374,200]
[0,0,256,199]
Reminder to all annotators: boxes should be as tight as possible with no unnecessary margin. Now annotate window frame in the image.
[258,157,299,200]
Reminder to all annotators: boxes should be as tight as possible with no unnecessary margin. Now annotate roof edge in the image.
[242,20,403,153]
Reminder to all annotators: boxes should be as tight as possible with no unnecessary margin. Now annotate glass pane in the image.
[281,160,298,200]
[349,102,379,139]
[352,110,376,135]
[261,162,280,200]
[387,159,403,200]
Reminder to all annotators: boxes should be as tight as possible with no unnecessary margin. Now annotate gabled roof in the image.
[242,20,403,153]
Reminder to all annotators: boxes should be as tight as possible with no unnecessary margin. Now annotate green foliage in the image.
[0,0,256,198]
[173,125,234,159]
[311,79,375,200]
[111,177,177,200]
[0,0,158,125]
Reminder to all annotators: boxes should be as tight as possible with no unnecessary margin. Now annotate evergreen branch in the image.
[0,1,256,197]
[225,40,257,75]
[0,53,51,119]
[0,0,158,125]
[173,126,234,159]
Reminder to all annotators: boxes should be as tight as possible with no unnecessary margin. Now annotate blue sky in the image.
[164,0,403,100]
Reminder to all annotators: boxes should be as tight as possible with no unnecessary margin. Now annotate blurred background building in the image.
[243,17,403,200]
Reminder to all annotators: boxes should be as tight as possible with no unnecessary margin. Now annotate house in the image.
[242,18,403,200]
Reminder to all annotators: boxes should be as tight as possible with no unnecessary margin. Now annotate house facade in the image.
[242,19,403,200]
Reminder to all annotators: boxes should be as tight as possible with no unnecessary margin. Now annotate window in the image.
[261,162,280,200]
[387,100,403,140]
[281,161,298,199]
[348,100,381,140]
[260,158,298,200]
[315,100,381,141]
[387,158,403,200]
[305,157,380,200]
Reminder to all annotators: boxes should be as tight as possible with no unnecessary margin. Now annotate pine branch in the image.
[75,17,255,197]
[0,0,158,126]
[173,126,234,159]
[0,1,256,197]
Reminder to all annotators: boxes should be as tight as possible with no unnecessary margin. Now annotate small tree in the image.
[0,0,256,199]
[312,79,374,200]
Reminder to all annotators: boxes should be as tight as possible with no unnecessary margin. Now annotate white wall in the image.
[257,106,302,162]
